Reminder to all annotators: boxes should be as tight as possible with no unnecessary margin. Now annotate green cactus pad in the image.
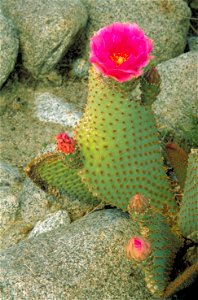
[178,149,198,242]
[137,210,182,297]
[25,152,99,206]
[76,67,177,216]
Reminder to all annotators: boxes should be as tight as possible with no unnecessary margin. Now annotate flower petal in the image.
[90,22,154,82]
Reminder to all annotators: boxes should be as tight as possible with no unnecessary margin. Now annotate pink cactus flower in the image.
[90,22,153,83]
[126,236,151,261]
[56,132,75,154]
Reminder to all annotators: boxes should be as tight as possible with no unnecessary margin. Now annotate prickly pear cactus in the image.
[25,22,198,299]
[75,66,177,217]
[178,149,198,242]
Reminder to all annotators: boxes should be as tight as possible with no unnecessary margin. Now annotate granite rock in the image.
[0,162,22,237]
[0,177,59,251]
[28,210,70,239]
[19,178,59,226]
[0,161,22,189]
[35,92,82,127]
[153,51,198,147]
[1,0,87,77]
[0,11,18,89]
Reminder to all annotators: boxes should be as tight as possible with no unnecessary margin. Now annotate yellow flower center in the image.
[109,52,129,66]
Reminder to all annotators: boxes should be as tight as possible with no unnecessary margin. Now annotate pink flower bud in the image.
[126,236,151,261]
[55,132,75,154]
[128,193,150,214]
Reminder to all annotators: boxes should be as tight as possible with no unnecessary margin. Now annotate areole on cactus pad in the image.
[25,22,198,298]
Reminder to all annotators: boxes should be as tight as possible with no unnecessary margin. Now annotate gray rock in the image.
[28,210,70,238]
[153,51,198,147]
[1,0,87,77]
[0,191,19,237]
[0,162,22,236]
[0,209,160,300]
[0,11,18,89]
[35,92,82,127]
[0,177,59,251]
[19,178,58,226]
[188,36,198,52]
[81,0,191,64]
[0,161,22,188]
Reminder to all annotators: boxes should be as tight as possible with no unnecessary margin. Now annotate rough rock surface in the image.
[0,209,161,300]
[18,179,58,226]
[0,161,23,189]
[0,177,59,251]
[1,0,87,77]
[153,51,198,147]
[35,92,82,127]
[81,0,191,63]
[0,11,18,89]
[0,162,23,240]
[28,210,70,238]
[0,161,99,248]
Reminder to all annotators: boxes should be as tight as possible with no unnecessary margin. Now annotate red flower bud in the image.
[55,132,75,154]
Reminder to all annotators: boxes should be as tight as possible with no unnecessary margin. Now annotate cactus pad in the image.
[178,149,198,242]
[76,67,177,215]
[25,152,99,206]
[128,203,182,297]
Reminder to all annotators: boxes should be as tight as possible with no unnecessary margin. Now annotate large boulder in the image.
[1,0,87,77]
[80,0,191,64]
[153,51,198,147]
[0,209,162,300]
[0,11,18,89]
